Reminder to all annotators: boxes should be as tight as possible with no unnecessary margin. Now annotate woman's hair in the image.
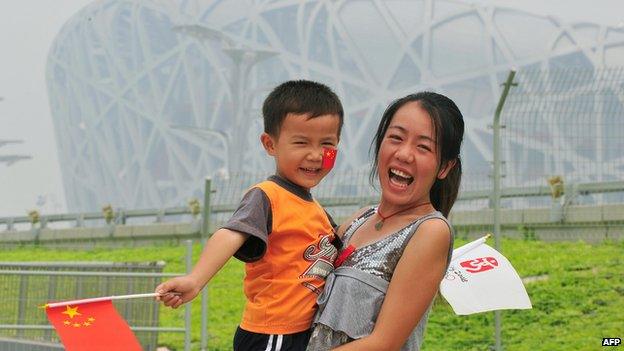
[370,92,465,217]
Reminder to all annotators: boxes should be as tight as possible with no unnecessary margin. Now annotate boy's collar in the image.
[268,175,313,202]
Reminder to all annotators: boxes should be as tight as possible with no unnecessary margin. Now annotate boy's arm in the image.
[156,228,248,308]
[157,187,270,308]
[189,228,249,286]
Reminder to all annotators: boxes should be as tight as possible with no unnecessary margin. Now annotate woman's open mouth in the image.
[388,168,414,188]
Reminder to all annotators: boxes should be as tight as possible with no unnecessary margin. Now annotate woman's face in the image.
[377,101,452,208]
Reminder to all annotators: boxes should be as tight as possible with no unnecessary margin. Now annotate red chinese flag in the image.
[46,300,142,351]
[322,147,338,170]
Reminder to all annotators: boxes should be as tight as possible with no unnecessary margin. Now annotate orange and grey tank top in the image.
[240,180,338,334]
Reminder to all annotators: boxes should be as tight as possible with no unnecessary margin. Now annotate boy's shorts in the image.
[233,326,312,351]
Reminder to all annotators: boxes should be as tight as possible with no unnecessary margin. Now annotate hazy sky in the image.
[0,0,93,217]
[0,0,622,217]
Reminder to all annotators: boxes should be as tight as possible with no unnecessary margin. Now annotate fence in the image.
[0,260,191,351]
[1,177,623,247]
[0,67,623,350]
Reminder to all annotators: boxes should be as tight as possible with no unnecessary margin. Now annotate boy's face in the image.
[261,113,340,190]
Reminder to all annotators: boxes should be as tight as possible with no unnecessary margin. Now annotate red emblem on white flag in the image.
[460,256,499,273]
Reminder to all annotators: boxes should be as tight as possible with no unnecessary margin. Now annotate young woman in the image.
[307,92,464,351]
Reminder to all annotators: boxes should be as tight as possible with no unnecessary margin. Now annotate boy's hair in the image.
[262,80,344,137]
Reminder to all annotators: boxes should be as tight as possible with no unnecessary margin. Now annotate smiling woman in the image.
[307,92,465,351]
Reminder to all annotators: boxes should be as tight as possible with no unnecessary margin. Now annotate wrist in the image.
[187,272,207,290]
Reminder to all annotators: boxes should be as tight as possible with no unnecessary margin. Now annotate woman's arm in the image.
[333,218,452,351]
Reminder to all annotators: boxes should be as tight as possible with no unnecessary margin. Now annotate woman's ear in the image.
[437,159,457,179]
[260,133,276,156]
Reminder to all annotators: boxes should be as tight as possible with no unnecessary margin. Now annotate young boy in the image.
[156,80,344,351]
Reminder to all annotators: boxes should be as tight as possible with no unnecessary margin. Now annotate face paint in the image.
[321,147,337,170]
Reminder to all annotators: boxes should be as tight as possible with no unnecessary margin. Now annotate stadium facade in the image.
[46,0,624,211]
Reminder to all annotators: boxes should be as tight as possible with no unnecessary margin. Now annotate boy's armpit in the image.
[222,187,272,262]
[235,236,267,262]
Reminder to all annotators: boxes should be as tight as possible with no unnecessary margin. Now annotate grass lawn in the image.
[1,238,622,350]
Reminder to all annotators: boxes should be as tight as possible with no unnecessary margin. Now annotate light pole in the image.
[0,140,32,166]
[171,23,278,351]
[169,124,230,171]
[172,23,278,175]
[0,98,31,166]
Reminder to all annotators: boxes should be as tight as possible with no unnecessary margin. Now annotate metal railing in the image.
[0,241,203,351]
[1,179,623,233]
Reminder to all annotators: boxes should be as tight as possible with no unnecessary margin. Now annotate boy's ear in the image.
[260,133,276,156]
[437,159,457,179]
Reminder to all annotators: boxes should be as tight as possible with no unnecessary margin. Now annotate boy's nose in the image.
[307,148,323,161]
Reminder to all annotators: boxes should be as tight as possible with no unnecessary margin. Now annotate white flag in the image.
[440,235,532,315]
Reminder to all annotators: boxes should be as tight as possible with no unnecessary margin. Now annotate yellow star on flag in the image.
[62,305,82,319]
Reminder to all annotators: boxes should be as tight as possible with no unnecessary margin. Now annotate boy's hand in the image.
[155,275,201,309]
[154,228,248,309]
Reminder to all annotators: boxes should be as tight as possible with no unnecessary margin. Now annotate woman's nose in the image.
[395,145,414,163]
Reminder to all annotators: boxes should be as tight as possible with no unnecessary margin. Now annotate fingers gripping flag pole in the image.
[43,292,175,351]
[440,234,532,315]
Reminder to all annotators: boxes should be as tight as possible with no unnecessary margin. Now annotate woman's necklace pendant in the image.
[374,220,384,231]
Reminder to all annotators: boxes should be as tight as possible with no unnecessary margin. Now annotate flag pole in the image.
[451,233,492,261]
[44,292,180,309]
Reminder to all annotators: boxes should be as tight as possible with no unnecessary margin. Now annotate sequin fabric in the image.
[306,207,451,351]
[340,207,440,282]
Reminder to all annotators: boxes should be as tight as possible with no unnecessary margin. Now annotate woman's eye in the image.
[388,135,402,141]
[418,144,432,152]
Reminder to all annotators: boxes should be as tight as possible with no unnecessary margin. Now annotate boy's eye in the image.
[322,142,336,147]
[293,141,307,145]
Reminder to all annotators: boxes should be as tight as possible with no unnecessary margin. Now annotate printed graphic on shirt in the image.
[300,234,338,295]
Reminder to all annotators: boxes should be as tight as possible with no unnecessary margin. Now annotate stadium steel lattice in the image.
[45,0,624,211]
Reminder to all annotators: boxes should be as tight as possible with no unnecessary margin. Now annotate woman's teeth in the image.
[389,168,414,186]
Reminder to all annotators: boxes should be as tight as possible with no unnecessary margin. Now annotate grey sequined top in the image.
[307,207,453,351]
[339,207,452,281]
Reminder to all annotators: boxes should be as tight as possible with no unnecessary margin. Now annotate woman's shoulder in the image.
[416,216,451,236]
[406,215,453,258]
[336,205,376,238]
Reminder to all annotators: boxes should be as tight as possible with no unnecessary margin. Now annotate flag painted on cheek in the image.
[46,300,143,351]
[322,148,337,170]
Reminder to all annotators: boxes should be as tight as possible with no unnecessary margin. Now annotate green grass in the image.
[1,239,622,350]
[426,239,624,351]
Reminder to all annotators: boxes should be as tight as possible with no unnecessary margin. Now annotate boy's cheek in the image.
[321,147,338,170]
